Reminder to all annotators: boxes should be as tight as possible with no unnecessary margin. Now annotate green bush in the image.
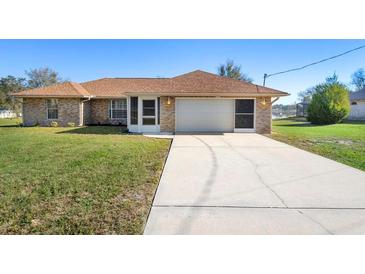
[307,82,350,124]
[67,122,76,127]
[50,121,59,127]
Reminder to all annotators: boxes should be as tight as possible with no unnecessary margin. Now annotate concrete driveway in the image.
[144,133,365,234]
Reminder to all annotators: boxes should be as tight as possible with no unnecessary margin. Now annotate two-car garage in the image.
[175,98,255,132]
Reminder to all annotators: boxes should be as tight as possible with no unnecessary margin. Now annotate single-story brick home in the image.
[349,88,365,120]
[13,70,288,133]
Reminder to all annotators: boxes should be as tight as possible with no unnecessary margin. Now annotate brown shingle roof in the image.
[13,82,90,97]
[166,70,288,96]
[13,70,289,98]
[80,78,169,97]
[81,70,288,97]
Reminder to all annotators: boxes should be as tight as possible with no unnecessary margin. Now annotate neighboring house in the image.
[12,70,288,133]
[349,88,365,120]
[272,104,297,119]
[0,108,17,119]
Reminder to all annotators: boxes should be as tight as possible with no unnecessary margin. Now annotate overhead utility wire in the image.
[263,45,365,86]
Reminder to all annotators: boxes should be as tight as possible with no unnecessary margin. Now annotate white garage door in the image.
[176,99,235,132]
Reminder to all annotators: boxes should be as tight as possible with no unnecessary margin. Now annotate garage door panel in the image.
[176,99,234,132]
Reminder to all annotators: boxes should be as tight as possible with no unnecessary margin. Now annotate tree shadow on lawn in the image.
[275,118,365,128]
[0,125,21,128]
[274,117,317,127]
[57,125,128,135]
[344,120,365,125]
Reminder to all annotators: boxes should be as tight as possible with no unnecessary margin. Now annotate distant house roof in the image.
[13,70,289,98]
[350,88,365,100]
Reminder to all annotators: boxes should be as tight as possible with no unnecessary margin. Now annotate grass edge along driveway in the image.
[0,118,171,234]
[269,117,365,172]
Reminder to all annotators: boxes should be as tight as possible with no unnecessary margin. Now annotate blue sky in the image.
[1,39,364,104]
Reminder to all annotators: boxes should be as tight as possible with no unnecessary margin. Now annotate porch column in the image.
[160,96,175,132]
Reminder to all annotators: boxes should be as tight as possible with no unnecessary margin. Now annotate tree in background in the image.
[325,72,339,84]
[217,59,253,83]
[0,76,26,114]
[26,67,64,88]
[0,67,65,113]
[307,76,350,124]
[351,68,365,91]
[298,72,339,103]
[298,87,315,103]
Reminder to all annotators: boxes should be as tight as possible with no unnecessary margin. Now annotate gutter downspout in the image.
[82,95,93,103]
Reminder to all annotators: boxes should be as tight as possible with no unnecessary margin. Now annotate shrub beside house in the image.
[307,82,350,124]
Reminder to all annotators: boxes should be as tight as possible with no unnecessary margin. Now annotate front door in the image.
[140,97,159,133]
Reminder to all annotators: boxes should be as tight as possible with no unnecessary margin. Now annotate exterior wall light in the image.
[259,97,271,109]
[167,96,171,105]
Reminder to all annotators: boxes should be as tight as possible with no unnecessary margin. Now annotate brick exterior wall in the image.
[22,98,45,126]
[82,100,92,125]
[22,98,82,126]
[90,99,127,125]
[160,96,175,132]
[255,97,272,134]
[22,96,272,133]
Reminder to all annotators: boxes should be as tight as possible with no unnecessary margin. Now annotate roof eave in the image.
[124,92,289,97]
[90,95,128,99]
[11,94,92,98]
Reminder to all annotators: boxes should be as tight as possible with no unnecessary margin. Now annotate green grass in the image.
[270,117,365,171]
[0,117,22,126]
[0,118,171,234]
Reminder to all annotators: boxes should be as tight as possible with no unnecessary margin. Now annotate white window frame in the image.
[234,99,256,133]
[110,99,127,119]
[235,99,255,129]
[46,99,58,120]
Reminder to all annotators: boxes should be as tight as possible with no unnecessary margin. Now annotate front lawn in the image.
[270,117,365,171]
[0,118,171,234]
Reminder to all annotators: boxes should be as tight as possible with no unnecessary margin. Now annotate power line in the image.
[263,44,365,86]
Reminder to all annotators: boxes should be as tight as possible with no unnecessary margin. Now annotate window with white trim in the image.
[46,99,58,119]
[109,99,127,119]
[157,97,160,125]
[130,97,138,124]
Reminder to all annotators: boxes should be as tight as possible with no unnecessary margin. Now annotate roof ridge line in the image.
[111,77,170,79]
[80,77,171,84]
[68,82,91,96]
[173,69,257,86]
